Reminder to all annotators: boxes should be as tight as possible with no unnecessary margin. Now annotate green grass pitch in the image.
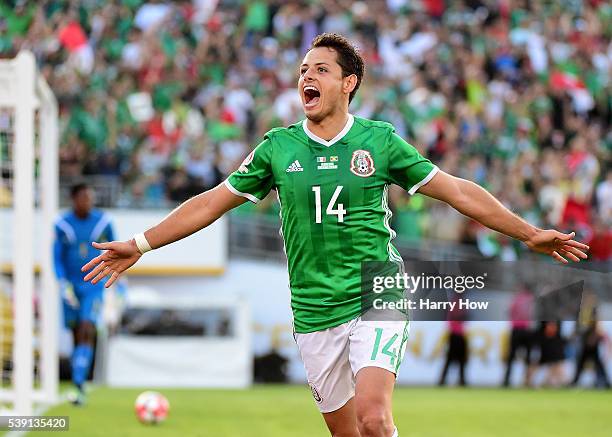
[25,385,611,436]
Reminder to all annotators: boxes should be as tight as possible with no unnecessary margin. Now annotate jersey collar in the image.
[302,114,354,147]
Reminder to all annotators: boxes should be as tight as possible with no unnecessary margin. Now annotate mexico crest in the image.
[350,150,375,177]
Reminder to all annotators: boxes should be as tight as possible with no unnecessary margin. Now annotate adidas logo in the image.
[286,160,304,172]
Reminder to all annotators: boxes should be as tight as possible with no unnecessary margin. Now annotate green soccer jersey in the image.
[226,115,438,333]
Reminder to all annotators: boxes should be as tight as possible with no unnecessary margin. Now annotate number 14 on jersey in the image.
[312,185,346,223]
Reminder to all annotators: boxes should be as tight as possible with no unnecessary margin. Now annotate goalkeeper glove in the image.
[60,279,78,308]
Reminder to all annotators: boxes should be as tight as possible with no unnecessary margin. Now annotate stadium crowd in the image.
[1,0,610,258]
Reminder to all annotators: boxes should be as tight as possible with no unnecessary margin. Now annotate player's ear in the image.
[343,74,358,95]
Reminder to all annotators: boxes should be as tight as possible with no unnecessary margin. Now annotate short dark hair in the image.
[70,182,90,198]
[309,33,364,103]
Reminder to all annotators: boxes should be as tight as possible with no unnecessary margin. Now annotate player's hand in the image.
[524,230,589,264]
[81,240,142,288]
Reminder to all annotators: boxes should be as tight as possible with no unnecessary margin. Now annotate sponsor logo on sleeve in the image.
[239,150,255,173]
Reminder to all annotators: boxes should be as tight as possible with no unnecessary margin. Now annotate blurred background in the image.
[0,0,611,435]
[1,0,609,252]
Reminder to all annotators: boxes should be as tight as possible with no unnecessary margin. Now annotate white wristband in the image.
[134,232,152,254]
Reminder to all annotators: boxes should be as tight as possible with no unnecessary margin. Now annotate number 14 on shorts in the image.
[370,328,399,366]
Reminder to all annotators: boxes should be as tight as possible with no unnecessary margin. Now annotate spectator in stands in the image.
[587,217,612,262]
[596,168,612,224]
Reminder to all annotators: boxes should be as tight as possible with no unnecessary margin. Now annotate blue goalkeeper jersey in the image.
[53,209,115,290]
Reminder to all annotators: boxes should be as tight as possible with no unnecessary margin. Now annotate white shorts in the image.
[295,317,410,413]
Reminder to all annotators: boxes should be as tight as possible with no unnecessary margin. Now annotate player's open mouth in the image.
[303,85,320,108]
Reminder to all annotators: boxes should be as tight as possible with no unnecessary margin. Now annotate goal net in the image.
[0,51,59,415]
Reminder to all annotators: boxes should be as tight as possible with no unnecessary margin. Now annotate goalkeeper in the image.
[53,183,123,405]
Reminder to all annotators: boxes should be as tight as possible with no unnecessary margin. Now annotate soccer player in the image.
[54,183,119,405]
[82,34,589,436]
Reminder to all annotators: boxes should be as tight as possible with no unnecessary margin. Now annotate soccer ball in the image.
[134,391,169,424]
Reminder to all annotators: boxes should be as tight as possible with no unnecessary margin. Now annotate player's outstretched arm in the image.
[81,183,247,287]
[417,170,589,263]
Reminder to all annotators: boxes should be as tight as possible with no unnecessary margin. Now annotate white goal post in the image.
[0,51,59,415]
